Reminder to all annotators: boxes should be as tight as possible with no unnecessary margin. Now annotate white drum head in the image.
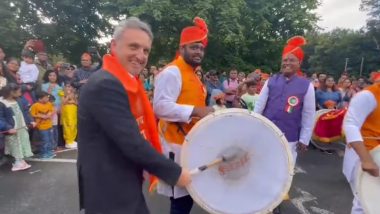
[356,146,380,214]
[181,109,293,214]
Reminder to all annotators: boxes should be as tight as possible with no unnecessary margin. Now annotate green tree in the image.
[0,0,110,63]
[100,0,319,72]
[361,0,380,52]
[305,29,380,78]
[1,0,319,70]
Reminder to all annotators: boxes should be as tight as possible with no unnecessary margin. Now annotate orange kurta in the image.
[158,56,206,145]
[361,83,380,150]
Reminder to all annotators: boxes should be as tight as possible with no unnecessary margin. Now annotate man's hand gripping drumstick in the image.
[190,147,243,175]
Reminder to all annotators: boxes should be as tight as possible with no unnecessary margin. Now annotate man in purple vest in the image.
[254,36,316,214]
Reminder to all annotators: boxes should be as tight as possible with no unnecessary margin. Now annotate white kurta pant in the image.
[342,147,364,214]
[157,136,189,199]
[288,141,298,167]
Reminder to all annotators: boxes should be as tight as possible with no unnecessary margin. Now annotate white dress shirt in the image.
[254,79,316,145]
[19,61,39,83]
[153,65,195,198]
[343,90,377,144]
[153,65,194,122]
[342,90,377,205]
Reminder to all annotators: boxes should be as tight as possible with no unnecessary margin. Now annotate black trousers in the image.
[170,195,193,214]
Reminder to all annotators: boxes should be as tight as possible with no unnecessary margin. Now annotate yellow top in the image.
[30,102,54,130]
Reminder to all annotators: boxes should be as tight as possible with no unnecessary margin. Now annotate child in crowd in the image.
[212,92,227,111]
[49,95,59,150]
[19,50,39,84]
[241,80,259,111]
[0,83,34,171]
[0,101,14,166]
[60,82,78,149]
[30,91,55,159]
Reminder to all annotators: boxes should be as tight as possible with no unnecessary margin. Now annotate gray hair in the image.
[112,17,153,40]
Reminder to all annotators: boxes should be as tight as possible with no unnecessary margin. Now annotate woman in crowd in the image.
[316,76,342,109]
[60,82,78,149]
[238,72,246,83]
[5,58,20,84]
[339,78,355,107]
[42,70,63,150]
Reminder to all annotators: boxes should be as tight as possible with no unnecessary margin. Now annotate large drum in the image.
[311,109,346,151]
[356,146,380,214]
[181,109,294,214]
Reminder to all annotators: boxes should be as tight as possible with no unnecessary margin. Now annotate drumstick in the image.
[190,148,241,175]
[0,126,28,134]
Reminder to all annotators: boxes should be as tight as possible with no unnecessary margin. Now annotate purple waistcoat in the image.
[263,74,310,142]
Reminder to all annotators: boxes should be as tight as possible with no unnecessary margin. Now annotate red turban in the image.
[180,17,208,47]
[25,39,46,53]
[282,36,307,62]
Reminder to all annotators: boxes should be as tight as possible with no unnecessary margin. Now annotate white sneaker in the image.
[11,162,31,172]
[65,141,77,149]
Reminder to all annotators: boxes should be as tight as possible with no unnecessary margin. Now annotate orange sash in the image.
[102,54,162,191]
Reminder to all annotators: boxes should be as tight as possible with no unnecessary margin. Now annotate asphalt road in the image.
[0,147,353,214]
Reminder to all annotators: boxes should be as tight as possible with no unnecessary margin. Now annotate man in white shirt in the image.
[153,17,214,214]
[19,50,39,84]
[342,73,380,214]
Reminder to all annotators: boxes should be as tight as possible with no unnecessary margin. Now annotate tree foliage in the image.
[0,0,110,63]
[2,0,379,78]
[1,0,319,71]
[304,29,380,77]
[100,0,319,71]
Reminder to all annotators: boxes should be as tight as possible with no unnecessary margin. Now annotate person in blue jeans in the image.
[30,91,55,159]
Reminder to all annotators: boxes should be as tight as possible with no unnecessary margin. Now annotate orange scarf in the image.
[102,54,162,191]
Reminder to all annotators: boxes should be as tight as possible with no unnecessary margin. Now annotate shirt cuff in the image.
[178,105,194,123]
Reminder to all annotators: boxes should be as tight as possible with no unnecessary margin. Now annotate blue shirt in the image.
[315,90,342,109]
[42,83,63,109]
[205,80,224,105]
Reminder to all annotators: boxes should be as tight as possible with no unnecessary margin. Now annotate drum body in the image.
[181,109,293,214]
[356,146,380,214]
[311,109,346,151]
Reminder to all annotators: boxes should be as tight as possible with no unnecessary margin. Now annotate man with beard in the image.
[153,17,214,214]
[254,36,316,214]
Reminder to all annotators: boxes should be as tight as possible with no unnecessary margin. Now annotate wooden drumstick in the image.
[190,148,241,175]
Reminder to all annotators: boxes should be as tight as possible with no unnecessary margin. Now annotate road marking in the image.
[310,206,335,214]
[295,166,307,174]
[26,158,77,163]
[54,148,77,154]
[291,188,334,214]
[292,188,315,214]
[29,169,41,174]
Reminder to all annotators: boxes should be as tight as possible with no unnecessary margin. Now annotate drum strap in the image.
[175,123,187,136]
[158,120,188,138]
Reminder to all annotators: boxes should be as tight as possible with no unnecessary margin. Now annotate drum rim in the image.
[355,145,380,214]
[181,108,294,214]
